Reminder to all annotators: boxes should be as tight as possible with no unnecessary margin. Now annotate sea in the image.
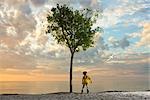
[0,80,149,94]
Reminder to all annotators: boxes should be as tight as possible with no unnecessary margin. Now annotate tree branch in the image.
[73,38,82,52]
[61,26,74,53]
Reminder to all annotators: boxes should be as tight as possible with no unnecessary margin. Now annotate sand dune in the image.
[1,91,150,100]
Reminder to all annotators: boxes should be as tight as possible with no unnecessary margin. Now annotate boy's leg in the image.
[86,84,89,93]
[81,84,85,93]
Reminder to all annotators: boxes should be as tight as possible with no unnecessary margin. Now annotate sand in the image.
[0,91,150,100]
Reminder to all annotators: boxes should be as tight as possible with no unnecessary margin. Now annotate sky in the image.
[0,0,149,90]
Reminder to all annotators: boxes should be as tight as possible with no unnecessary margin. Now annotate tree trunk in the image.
[70,52,74,93]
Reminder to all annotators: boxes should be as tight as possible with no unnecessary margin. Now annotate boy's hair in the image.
[83,71,87,75]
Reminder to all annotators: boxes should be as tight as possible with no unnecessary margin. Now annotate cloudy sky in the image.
[0,0,149,90]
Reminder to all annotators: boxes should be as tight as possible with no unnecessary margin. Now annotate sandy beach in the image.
[1,91,150,100]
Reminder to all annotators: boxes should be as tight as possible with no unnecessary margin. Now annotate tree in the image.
[46,4,101,93]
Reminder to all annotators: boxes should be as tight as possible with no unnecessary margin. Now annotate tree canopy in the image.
[46,4,101,53]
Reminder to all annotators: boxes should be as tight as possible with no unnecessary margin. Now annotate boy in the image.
[81,71,92,93]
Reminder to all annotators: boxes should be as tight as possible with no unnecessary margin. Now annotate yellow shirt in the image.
[82,75,92,85]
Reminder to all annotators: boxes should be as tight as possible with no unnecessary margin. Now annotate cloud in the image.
[72,35,110,66]
[74,52,149,78]
[30,0,47,7]
[108,36,130,49]
[105,52,149,64]
[108,36,119,47]
[0,0,103,59]
[96,37,109,50]
[0,51,148,81]
[45,0,102,10]
[0,41,8,49]
[0,1,36,48]
[79,0,102,10]
[0,0,27,6]
[127,22,150,47]
[0,51,37,70]
[119,37,130,49]
[128,32,141,38]
[136,22,150,47]
[20,2,32,14]
[97,0,149,28]
[6,26,17,37]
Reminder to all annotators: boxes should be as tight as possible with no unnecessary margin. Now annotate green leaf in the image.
[46,4,102,53]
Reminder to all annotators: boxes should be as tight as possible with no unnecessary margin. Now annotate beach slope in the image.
[1,91,150,100]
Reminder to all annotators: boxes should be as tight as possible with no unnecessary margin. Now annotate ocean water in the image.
[0,81,69,94]
[0,80,149,94]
